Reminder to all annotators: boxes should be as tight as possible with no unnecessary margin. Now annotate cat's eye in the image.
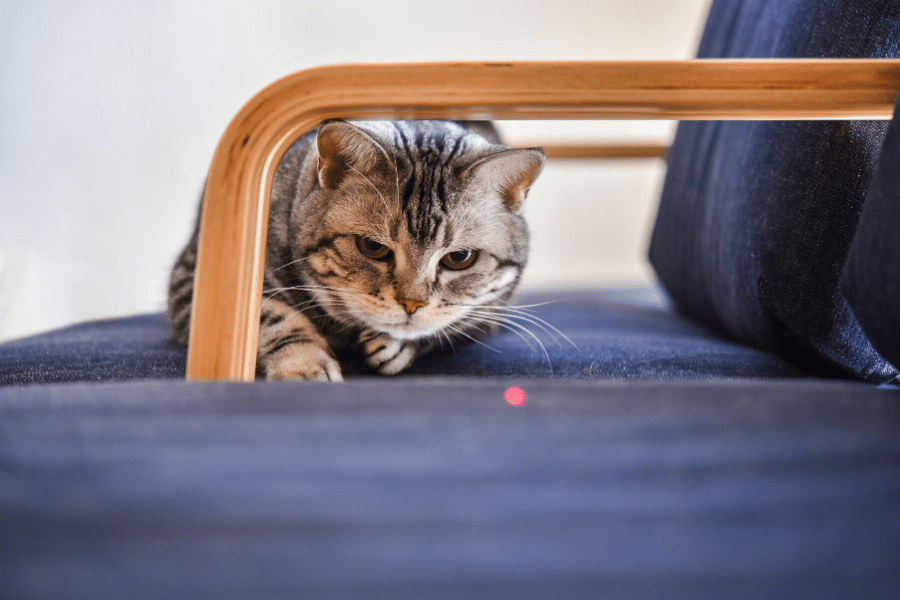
[356,236,392,261]
[441,249,478,270]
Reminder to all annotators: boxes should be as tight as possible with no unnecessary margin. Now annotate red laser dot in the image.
[504,386,527,406]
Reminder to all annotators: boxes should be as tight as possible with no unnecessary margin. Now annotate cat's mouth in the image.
[375,315,454,342]
[378,320,432,341]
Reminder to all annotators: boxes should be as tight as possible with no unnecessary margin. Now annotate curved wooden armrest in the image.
[512,142,670,160]
[187,59,900,381]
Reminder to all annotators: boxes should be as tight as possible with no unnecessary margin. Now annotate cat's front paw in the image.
[262,342,344,382]
[359,330,419,375]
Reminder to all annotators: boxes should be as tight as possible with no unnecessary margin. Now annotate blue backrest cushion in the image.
[841,93,900,368]
[648,0,900,382]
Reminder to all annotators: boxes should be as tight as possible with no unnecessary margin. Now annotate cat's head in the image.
[294,120,544,342]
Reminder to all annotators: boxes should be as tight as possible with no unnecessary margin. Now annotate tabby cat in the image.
[168,120,544,380]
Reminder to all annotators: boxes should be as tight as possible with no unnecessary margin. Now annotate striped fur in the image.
[168,120,544,380]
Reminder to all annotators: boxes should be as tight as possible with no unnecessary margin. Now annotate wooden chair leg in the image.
[186,60,900,381]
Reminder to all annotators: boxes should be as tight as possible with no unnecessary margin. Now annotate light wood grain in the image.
[515,142,670,160]
[187,60,900,381]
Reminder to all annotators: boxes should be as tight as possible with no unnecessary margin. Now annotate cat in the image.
[168,120,544,381]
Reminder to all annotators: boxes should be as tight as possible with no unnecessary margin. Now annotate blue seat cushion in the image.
[842,93,900,367]
[3,377,898,599]
[648,0,900,382]
[0,313,187,385]
[0,288,812,386]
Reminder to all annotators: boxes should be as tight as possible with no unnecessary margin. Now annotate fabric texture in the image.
[0,289,813,386]
[0,313,187,385]
[3,378,899,599]
[648,0,900,382]
[842,93,900,368]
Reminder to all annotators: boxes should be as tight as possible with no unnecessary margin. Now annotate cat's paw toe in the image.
[361,333,417,375]
[264,343,343,382]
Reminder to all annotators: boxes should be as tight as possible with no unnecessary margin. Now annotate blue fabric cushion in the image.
[842,93,900,368]
[0,289,812,386]
[3,378,899,599]
[648,0,900,382]
[0,314,187,385]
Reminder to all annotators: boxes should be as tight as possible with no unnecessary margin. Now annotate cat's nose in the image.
[398,298,425,315]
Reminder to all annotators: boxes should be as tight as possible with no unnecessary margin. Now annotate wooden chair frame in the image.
[186,59,900,381]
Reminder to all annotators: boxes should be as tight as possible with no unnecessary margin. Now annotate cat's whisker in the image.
[288,285,363,307]
[309,309,361,320]
[328,321,358,337]
[459,300,562,334]
[471,299,560,311]
[474,309,577,351]
[446,324,502,354]
[501,321,553,372]
[263,284,328,294]
[463,313,552,371]
[458,319,492,338]
[463,314,537,352]
[262,284,342,302]
[477,305,541,318]
[260,284,334,315]
[261,286,303,310]
[300,305,363,323]
[322,309,369,336]
[272,256,312,272]
[287,299,324,313]
[442,329,455,353]
[465,304,578,351]
[264,286,343,314]
[434,328,455,354]
[265,284,339,295]
[478,312,561,350]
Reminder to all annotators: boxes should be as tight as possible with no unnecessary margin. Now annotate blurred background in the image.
[0,0,710,341]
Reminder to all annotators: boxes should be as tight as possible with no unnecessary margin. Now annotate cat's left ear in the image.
[316,120,393,189]
[463,148,545,212]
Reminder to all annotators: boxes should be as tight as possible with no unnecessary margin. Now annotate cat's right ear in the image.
[462,148,545,212]
[316,121,393,189]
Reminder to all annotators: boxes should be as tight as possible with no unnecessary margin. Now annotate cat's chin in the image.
[372,321,445,342]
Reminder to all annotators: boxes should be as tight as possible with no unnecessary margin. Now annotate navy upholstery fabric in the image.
[0,313,186,385]
[0,289,812,386]
[842,93,900,368]
[3,378,899,599]
[648,0,900,382]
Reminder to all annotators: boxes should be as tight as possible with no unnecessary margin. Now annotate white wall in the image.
[0,0,710,340]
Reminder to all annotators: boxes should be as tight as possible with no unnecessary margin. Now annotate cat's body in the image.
[168,120,544,380]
